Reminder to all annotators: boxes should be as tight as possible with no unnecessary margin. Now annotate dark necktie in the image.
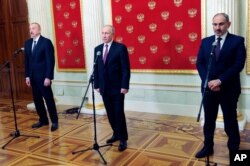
[215,37,222,61]
[32,41,37,53]
[103,44,109,64]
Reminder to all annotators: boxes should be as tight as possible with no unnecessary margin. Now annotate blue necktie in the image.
[215,37,222,61]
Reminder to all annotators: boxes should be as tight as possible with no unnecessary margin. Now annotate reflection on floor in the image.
[0,99,250,166]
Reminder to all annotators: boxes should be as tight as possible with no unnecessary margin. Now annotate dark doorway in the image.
[0,0,32,100]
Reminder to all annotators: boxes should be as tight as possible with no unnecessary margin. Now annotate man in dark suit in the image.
[24,22,58,132]
[94,25,131,151]
[196,13,246,158]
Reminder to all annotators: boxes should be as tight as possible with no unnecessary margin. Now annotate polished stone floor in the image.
[0,99,250,165]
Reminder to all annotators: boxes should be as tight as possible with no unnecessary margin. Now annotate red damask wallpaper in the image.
[111,0,201,73]
[52,0,85,71]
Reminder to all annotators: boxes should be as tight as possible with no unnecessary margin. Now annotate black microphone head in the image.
[15,47,24,54]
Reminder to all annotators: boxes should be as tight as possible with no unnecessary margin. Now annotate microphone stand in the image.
[205,156,217,166]
[1,50,40,149]
[196,42,217,166]
[197,42,217,122]
[72,54,112,165]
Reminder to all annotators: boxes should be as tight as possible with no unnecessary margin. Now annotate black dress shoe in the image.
[106,135,119,144]
[118,141,127,151]
[51,123,58,132]
[32,122,48,128]
[195,147,214,158]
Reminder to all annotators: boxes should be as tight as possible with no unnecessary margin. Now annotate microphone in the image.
[15,48,24,54]
[210,41,217,55]
[96,51,101,56]
[94,51,101,64]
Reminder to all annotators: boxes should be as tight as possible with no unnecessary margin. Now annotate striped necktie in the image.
[32,41,37,52]
[103,44,109,64]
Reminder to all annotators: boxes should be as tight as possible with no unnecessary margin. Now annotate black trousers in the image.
[102,93,128,141]
[31,78,58,124]
[203,90,240,150]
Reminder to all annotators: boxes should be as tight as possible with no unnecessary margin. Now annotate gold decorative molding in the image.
[85,102,105,110]
[110,0,204,74]
[131,69,198,74]
[247,0,250,74]
[217,111,244,122]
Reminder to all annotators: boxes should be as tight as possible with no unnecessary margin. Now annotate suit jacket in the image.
[24,36,55,81]
[94,41,130,95]
[196,33,246,94]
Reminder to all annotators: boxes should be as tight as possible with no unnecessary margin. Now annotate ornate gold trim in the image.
[131,82,199,88]
[109,0,205,74]
[201,0,206,38]
[85,102,105,110]
[247,0,250,74]
[131,69,198,74]
[217,111,244,122]
[50,0,86,72]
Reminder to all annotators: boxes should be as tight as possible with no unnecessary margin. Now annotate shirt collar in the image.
[33,35,41,42]
[104,40,113,47]
[216,32,228,41]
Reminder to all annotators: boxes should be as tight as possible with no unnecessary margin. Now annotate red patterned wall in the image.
[111,0,201,73]
[52,0,85,71]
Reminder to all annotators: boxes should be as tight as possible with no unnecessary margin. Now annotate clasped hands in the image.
[208,79,221,92]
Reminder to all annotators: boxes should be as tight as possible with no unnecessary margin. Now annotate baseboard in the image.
[27,96,250,126]
[125,100,200,117]
[125,100,248,130]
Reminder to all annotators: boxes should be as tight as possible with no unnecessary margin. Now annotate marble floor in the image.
[0,99,250,166]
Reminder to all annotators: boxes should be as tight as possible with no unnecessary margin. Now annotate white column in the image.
[80,0,106,114]
[205,0,239,35]
[26,0,53,39]
[26,0,106,114]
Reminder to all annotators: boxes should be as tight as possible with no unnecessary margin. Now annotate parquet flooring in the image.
[0,99,250,165]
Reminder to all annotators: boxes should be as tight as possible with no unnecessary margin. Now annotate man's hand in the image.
[44,78,51,86]
[208,79,221,92]
[95,88,100,93]
[26,77,31,87]
[121,88,128,94]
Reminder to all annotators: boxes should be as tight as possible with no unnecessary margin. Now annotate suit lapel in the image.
[96,45,105,66]
[105,42,116,64]
[205,36,215,59]
[28,39,33,55]
[218,33,231,61]
[33,36,43,54]
[31,38,38,56]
